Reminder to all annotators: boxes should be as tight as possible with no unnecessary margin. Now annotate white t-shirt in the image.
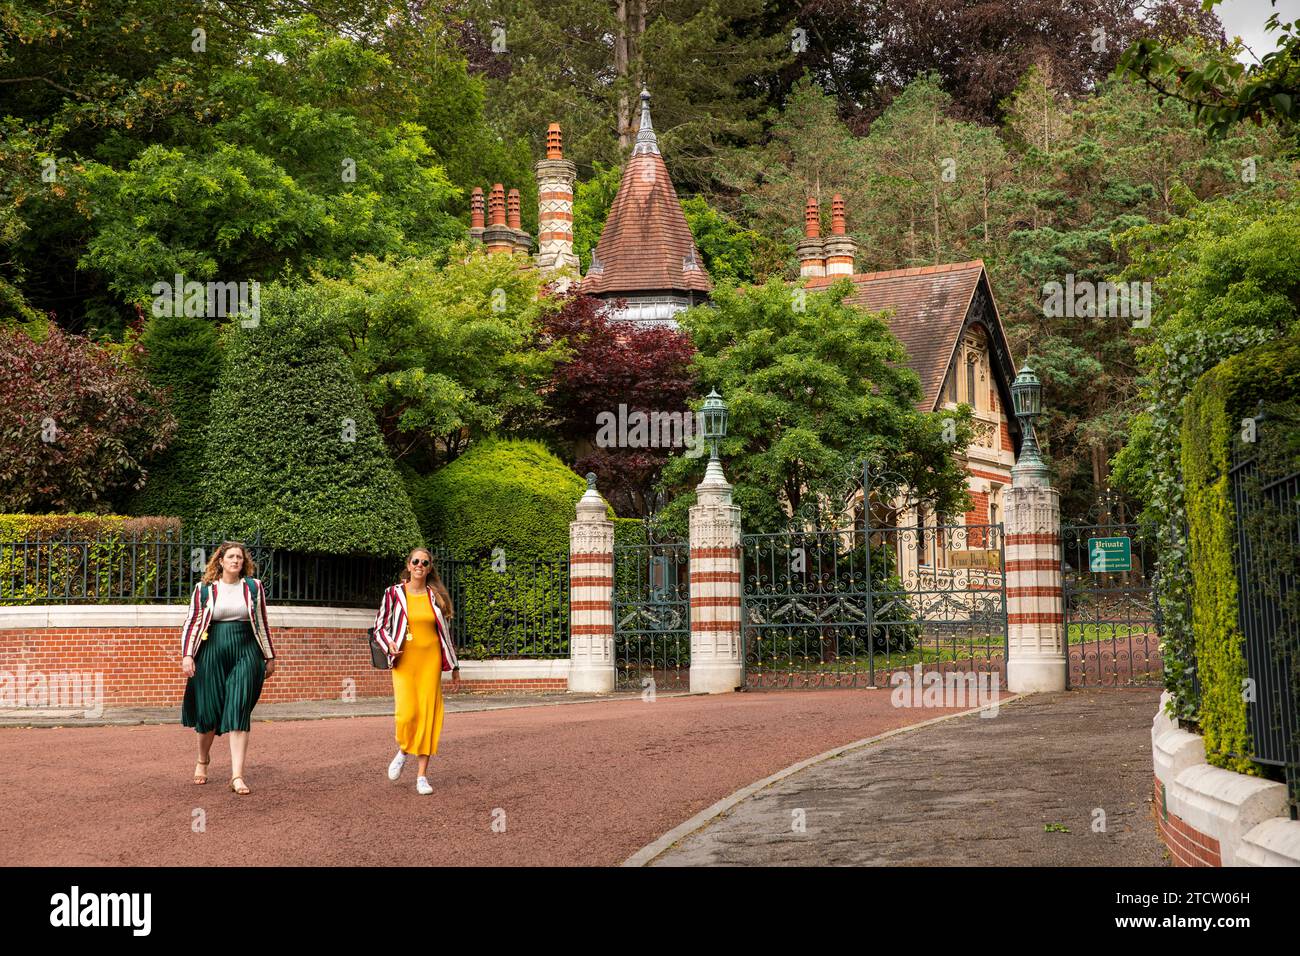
[211,580,248,622]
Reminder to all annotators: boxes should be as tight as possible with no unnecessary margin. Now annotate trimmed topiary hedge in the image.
[410,438,587,560]
[195,285,422,557]
[1182,334,1300,774]
[409,439,589,659]
[127,313,222,521]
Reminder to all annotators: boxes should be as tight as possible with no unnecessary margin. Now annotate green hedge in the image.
[0,513,184,605]
[1182,334,1300,774]
[409,439,591,659]
[196,285,422,556]
[127,313,222,520]
[410,438,588,560]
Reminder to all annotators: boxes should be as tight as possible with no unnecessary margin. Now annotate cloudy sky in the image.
[1216,0,1299,59]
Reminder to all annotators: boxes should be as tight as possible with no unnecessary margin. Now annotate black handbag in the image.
[367,627,393,670]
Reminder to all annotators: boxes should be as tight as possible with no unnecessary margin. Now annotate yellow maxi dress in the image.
[392,590,445,756]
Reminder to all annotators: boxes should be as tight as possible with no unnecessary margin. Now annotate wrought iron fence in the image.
[741,523,1007,689]
[0,532,391,607]
[1229,438,1300,812]
[612,526,690,691]
[1060,520,1163,688]
[430,548,568,659]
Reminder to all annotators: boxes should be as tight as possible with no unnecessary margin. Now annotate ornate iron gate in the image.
[741,462,1007,689]
[1061,513,1162,687]
[613,525,690,691]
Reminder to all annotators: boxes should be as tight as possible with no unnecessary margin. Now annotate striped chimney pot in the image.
[796,196,826,278]
[483,183,515,255]
[469,187,486,244]
[823,194,857,276]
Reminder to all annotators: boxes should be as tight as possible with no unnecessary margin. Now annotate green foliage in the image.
[471,0,793,190]
[1181,335,1300,773]
[2,5,499,334]
[409,438,587,659]
[1114,194,1300,718]
[127,313,221,520]
[308,246,561,470]
[410,437,585,560]
[0,326,176,512]
[196,283,421,556]
[660,279,972,534]
[0,513,181,605]
[1120,15,1300,136]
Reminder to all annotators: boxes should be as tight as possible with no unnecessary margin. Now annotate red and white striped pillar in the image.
[569,474,615,693]
[689,459,744,693]
[1004,481,1066,692]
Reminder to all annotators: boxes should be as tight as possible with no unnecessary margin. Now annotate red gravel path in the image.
[0,691,971,866]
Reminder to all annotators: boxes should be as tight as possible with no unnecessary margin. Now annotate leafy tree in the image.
[1111,194,1300,718]
[658,279,972,534]
[0,325,175,512]
[465,0,794,190]
[1120,1,1300,136]
[196,282,421,556]
[763,0,1222,129]
[307,246,562,471]
[541,292,697,516]
[0,3,516,334]
[998,64,1296,513]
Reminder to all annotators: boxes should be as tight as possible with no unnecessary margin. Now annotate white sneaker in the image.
[416,775,433,795]
[387,751,406,781]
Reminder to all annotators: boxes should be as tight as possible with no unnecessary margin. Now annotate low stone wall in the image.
[1151,691,1300,866]
[0,606,570,709]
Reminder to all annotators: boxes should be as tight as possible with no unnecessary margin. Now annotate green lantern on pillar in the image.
[1011,366,1049,484]
[700,389,728,462]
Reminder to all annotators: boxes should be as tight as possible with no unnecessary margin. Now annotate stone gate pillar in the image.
[1004,460,1067,692]
[569,474,615,693]
[689,458,744,694]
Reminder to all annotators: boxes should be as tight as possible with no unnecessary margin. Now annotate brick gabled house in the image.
[467,89,1022,557]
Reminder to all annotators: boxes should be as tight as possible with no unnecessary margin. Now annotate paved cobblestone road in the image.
[647,689,1166,866]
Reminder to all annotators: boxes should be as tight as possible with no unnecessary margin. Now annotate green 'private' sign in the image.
[1088,536,1132,572]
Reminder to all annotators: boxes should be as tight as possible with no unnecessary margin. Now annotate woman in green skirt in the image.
[179,541,277,795]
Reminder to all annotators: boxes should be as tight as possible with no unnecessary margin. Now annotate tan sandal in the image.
[229,775,250,795]
[193,758,210,785]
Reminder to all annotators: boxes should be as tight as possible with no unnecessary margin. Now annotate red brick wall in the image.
[0,626,566,708]
[1154,777,1223,866]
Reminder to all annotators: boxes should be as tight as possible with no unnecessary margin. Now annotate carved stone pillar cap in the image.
[576,472,609,519]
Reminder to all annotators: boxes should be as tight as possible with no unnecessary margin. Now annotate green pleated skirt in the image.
[181,620,266,735]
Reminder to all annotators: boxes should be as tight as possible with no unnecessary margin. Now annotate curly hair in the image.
[200,541,257,585]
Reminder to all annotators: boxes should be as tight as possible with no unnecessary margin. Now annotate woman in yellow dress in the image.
[372,548,459,794]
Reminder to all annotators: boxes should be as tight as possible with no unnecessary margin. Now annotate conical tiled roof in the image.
[580,90,712,297]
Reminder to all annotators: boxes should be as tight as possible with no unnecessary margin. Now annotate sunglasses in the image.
[410,558,431,568]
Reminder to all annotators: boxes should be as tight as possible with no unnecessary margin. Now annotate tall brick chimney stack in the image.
[469,187,486,245]
[823,193,857,276]
[506,187,531,253]
[797,197,826,278]
[484,183,514,255]
[534,122,580,275]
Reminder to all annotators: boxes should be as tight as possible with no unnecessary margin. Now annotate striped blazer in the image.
[372,583,458,671]
[180,577,275,661]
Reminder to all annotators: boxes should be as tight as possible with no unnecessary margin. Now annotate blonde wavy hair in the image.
[201,541,258,585]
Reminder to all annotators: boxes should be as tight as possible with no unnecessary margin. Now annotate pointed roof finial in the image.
[634,88,660,155]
